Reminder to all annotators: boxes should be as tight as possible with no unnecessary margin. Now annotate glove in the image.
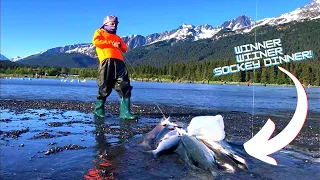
[112,41,121,48]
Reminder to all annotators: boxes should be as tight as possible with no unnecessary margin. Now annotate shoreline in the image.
[1,98,320,119]
[1,75,319,87]
[1,99,319,158]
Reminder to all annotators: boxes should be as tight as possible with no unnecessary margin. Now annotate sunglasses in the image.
[105,22,117,26]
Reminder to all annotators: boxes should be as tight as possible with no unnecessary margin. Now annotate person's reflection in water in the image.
[95,117,110,157]
[84,117,115,180]
[85,116,133,179]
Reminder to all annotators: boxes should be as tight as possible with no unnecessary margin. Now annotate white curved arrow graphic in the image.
[243,66,308,165]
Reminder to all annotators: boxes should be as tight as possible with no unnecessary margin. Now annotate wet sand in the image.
[1,100,319,180]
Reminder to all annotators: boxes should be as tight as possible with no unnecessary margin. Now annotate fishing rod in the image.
[119,47,168,120]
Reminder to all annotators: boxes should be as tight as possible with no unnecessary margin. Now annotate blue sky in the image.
[1,0,312,58]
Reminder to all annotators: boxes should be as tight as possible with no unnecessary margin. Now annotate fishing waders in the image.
[94,58,138,120]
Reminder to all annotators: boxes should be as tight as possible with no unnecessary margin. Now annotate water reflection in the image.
[85,116,134,179]
[95,117,110,156]
[85,117,115,180]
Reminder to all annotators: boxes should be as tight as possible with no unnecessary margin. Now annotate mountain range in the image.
[0,54,9,61]
[5,0,320,66]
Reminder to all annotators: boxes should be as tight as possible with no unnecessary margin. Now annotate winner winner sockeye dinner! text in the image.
[213,38,314,76]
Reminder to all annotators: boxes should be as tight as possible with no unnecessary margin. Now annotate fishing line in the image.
[252,0,258,138]
[156,103,167,119]
[120,48,167,120]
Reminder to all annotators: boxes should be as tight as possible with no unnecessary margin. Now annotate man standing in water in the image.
[92,15,137,120]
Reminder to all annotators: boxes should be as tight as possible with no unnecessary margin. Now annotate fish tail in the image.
[146,150,159,158]
[146,149,153,154]
[161,116,174,126]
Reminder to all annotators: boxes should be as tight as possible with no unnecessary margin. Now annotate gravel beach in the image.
[1,99,319,180]
[1,99,319,156]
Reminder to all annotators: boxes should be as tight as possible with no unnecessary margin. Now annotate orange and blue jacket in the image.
[92,29,128,62]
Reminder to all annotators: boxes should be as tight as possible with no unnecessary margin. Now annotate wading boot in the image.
[93,99,105,117]
[119,98,138,120]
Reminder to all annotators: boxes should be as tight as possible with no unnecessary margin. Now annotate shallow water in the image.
[1,78,319,114]
[1,109,319,180]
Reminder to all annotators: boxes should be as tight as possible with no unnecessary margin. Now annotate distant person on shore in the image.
[92,15,137,120]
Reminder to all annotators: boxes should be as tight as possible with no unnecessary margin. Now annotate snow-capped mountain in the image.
[243,0,320,32]
[149,15,254,43]
[0,54,9,60]
[14,15,254,61]
[10,56,21,61]
[38,43,96,57]
[121,33,160,49]
[64,44,96,57]
[14,44,97,61]
[11,51,45,62]
[13,0,320,62]
[263,0,320,25]
[221,15,255,31]
[154,23,218,42]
